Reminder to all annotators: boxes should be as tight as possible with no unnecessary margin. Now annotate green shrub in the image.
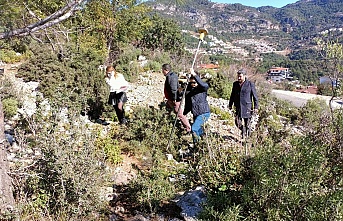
[0,49,25,63]
[114,44,142,81]
[207,72,233,100]
[116,60,141,82]
[199,192,243,221]
[145,50,171,67]
[17,44,108,119]
[210,106,234,122]
[113,107,183,156]
[195,140,243,191]
[241,136,342,220]
[95,128,122,165]
[128,168,177,213]
[300,98,329,131]
[274,98,300,124]
[14,107,110,220]
[2,98,18,118]
[144,60,161,72]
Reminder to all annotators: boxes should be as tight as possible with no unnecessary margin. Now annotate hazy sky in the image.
[213,0,299,8]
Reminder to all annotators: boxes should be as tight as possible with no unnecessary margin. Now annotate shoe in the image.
[120,118,128,125]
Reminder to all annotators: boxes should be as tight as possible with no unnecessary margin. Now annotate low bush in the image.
[2,98,18,118]
[95,127,122,165]
[144,60,161,72]
[0,49,26,63]
[199,192,243,221]
[210,106,234,122]
[128,168,177,213]
[207,72,233,100]
[300,98,330,131]
[13,108,110,220]
[17,44,109,120]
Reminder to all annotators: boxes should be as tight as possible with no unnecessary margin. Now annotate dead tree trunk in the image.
[0,100,15,215]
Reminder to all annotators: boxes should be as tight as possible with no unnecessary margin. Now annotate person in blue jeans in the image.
[182,68,211,144]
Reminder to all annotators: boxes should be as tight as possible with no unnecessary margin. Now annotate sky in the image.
[213,0,299,8]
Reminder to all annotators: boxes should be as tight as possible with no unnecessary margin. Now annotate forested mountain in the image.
[145,0,343,53]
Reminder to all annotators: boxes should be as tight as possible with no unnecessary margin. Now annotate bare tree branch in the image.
[0,0,88,39]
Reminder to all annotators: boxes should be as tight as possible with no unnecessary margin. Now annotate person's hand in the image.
[120,86,128,91]
[253,109,258,114]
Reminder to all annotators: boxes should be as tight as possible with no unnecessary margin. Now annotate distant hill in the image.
[144,0,343,58]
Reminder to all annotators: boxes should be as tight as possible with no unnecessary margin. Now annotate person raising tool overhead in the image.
[229,69,258,140]
[166,27,209,150]
[182,68,211,144]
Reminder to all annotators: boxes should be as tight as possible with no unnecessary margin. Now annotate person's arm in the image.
[118,74,129,91]
[190,68,209,91]
[105,73,111,85]
[250,82,258,111]
[194,75,209,91]
[228,83,236,109]
[169,73,179,101]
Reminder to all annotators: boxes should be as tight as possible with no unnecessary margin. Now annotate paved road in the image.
[272,90,343,109]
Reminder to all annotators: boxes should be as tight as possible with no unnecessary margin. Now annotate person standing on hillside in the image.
[162,63,191,133]
[229,69,258,139]
[105,65,129,125]
[182,68,211,144]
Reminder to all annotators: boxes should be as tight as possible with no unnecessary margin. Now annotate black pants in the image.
[108,92,127,124]
[235,116,251,139]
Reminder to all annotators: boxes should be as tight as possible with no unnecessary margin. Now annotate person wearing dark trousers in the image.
[182,68,211,144]
[162,63,191,133]
[229,69,258,139]
[105,65,129,125]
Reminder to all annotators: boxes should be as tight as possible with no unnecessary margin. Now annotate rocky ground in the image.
[1,64,249,221]
[125,70,241,139]
[108,71,250,220]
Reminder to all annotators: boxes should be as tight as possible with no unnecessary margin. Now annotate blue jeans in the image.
[192,112,210,142]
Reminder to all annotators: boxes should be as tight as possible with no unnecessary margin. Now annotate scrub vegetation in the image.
[0,0,342,220]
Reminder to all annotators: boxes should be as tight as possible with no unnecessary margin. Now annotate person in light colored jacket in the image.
[105,65,129,124]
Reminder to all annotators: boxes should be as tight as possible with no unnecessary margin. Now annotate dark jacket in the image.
[183,75,210,118]
[229,79,258,118]
[164,71,180,101]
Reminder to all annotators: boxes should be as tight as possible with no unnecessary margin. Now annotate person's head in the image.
[162,64,171,76]
[189,76,198,88]
[237,69,247,83]
[106,65,117,77]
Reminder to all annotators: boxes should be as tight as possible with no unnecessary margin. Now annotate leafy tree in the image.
[17,44,108,119]
[140,14,184,54]
[207,71,233,99]
[0,0,88,39]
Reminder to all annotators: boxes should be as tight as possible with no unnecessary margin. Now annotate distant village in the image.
[183,30,288,59]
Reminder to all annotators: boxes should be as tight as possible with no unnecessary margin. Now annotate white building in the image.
[267,67,292,83]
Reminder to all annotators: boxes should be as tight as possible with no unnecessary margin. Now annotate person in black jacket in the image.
[183,68,211,143]
[229,69,258,139]
[162,64,191,133]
